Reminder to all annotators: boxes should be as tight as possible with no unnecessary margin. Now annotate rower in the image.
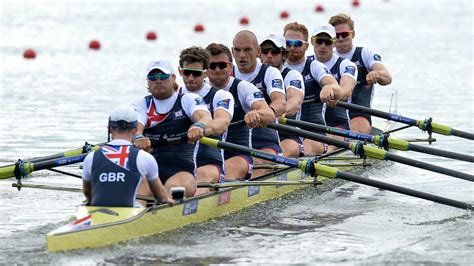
[82,106,173,207]
[206,43,275,180]
[178,46,235,195]
[283,22,342,155]
[329,13,392,134]
[232,30,284,178]
[259,33,305,158]
[312,23,357,151]
[132,60,215,198]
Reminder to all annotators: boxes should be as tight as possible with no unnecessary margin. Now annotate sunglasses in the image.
[312,37,336,46]
[209,62,231,70]
[336,31,353,39]
[181,68,205,77]
[147,73,171,81]
[261,48,283,55]
[285,39,307,48]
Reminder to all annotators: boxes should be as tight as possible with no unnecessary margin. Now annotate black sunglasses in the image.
[209,62,231,70]
[261,48,283,55]
[336,31,353,39]
[181,68,205,77]
[312,37,336,46]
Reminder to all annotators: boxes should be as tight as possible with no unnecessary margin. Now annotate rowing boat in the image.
[46,147,380,252]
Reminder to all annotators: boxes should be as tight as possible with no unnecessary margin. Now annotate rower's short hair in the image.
[328,13,355,30]
[206,43,233,62]
[179,46,210,69]
[283,22,309,42]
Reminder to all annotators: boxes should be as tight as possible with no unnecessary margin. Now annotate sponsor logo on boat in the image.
[70,215,92,230]
[183,200,199,216]
[276,173,288,188]
[248,186,260,197]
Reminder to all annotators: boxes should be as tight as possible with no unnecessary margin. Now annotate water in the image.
[1,0,473,264]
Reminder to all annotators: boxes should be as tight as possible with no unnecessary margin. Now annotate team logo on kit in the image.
[255,82,263,89]
[344,65,356,76]
[174,110,183,118]
[217,98,231,109]
[102,145,130,170]
[253,91,264,99]
[324,67,331,74]
[271,79,283,89]
[289,80,302,89]
[194,97,206,106]
[373,54,382,61]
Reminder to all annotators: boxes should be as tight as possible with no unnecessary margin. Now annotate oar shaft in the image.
[336,171,472,210]
[408,143,474,163]
[271,123,474,182]
[451,128,474,140]
[385,153,474,182]
[337,102,474,140]
[281,117,474,163]
[336,101,417,125]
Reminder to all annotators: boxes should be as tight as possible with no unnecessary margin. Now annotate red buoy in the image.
[240,17,249,25]
[194,24,205,32]
[280,11,289,19]
[89,40,101,50]
[23,49,36,59]
[146,31,157,40]
[352,0,360,7]
[315,4,325,13]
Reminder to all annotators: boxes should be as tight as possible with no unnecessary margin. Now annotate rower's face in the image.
[334,23,354,54]
[232,35,260,73]
[180,62,207,91]
[312,33,335,63]
[207,53,232,88]
[259,43,284,69]
[283,30,308,62]
[147,70,176,100]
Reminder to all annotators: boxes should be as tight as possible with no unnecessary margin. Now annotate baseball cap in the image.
[260,33,287,49]
[311,23,336,39]
[146,60,175,75]
[108,106,138,129]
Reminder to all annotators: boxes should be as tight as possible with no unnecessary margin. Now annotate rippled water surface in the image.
[1,0,473,264]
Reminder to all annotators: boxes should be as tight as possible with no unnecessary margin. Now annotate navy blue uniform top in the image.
[301,55,326,125]
[90,145,140,207]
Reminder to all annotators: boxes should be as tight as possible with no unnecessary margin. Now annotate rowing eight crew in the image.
[83,15,391,206]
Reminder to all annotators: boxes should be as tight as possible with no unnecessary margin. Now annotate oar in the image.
[199,137,472,210]
[11,183,155,202]
[279,117,474,163]
[198,180,322,188]
[1,154,88,180]
[0,142,102,179]
[336,101,474,140]
[267,123,474,182]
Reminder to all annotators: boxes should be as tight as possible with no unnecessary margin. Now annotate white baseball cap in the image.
[146,60,175,75]
[260,33,287,49]
[311,23,336,39]
[108,106,138,129]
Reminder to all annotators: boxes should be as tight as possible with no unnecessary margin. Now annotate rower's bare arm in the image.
[269,91,286,117]
[285,88,304,117]
[133,123,152,152]
[367,63,392,86]
[209,109,231,136]
[82,180,91,203]
[188,109,213,143]
[247,100,275,127]
[320,76,343,106]
[339,75,356,101]
[148,178,174,206]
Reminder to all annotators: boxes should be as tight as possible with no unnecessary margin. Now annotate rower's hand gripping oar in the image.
[268,123,474,182]
[279,117,474,163]
[199,137,472,210]
[336,101,474,140]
